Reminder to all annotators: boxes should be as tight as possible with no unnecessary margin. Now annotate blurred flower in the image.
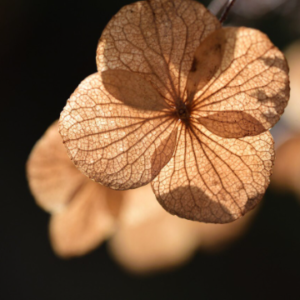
[27,121,255,273]
[281,41,300,133]
[270,40,300,197]
[27,121,119,257]
[271,136,300,197]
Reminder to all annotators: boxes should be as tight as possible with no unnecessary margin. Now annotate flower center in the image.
[176,101,190,121]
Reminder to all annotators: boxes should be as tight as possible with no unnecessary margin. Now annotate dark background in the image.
[1,0,300,299]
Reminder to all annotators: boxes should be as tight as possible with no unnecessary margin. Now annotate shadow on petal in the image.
[158,185,237,224]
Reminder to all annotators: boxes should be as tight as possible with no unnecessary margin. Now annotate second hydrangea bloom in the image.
[59,0,289,223]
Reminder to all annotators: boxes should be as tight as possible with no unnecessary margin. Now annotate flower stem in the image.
[219,0,237,23]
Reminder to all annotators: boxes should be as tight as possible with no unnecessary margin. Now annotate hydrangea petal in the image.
[59,74,177,190]
[191,27,289,136]
[108,184,199,273]
[26,122,89,212]
[152,122,274,223]
[50,180,116,258]
[96,0,220,103]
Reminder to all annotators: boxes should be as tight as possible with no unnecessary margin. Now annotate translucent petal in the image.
[59,73,177,190]
[97,0,220,103]
[191,27,289,136]
[50,180,116,258]
[27,121,121,256]
[108,184,199,273]
[152,123,275,223]
[26,121,89,212]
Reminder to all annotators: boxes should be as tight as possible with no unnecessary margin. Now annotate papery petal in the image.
[282,41,300,132]
[271,136,300,196]
[97,0,220,103]
[152,123,274,223]
[26,121,89,212]
[50,180,117,258]
[59,74,177,190]
[27,122,120,256]
[191,27,289,136]
[194,209,257,251]
[108,184,199,273]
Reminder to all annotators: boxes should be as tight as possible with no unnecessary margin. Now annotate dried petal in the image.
[191,27,289,136]
[108,184,199,273]
[26,121,89,212]
[271,136,300,196]
[27,121,121,256]
[97,0,220,102]
[194,208,257,251]
[152,124,274,223]
[50,180,116,258]
[282,40,300,132]
[109,184,257,273]
[59,74,177,190]
[101,69,168,111]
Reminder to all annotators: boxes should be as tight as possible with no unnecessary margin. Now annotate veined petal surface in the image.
[152,123,274,223]
[97,0,220,104]
[190,27,289,136]
[59,74,177,190]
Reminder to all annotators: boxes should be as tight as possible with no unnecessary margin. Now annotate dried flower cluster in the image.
[58,0,289,223]
[271,41,300,198]
[27,0,290,273]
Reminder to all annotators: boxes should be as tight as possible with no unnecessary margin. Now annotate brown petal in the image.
[26,121,121,257]
[282,40,300,132]
[26,121,89,212]
[194,208,257,252]
[198,111,265,138]
[271,136,300,196]
[152,123,274,223]
[50,180,117,258]
[59,73,177,190]
[108,184,199,273]
[191,27,289,133]
[97,0,220,103]
[101,69,168,111]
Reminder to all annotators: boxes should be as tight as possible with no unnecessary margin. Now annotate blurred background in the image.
[1,0,300,299]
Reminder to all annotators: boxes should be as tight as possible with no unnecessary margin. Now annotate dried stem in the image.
[219,0,237,23]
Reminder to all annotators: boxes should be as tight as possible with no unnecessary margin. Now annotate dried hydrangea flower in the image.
[59,0,289,223]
